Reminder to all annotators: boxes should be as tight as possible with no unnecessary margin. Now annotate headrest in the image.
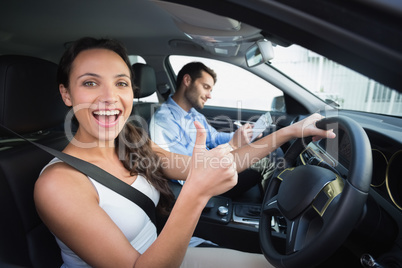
[0,55,68,136]
[132,63,157,99]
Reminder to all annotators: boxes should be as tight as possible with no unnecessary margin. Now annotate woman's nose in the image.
[100,84,118,103]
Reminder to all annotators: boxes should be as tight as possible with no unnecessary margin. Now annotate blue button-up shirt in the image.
[149,95,233,156]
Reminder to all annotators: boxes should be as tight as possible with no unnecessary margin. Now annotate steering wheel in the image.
[259,116,372,268]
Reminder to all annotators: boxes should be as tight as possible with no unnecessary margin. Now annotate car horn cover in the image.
[277,165,337,220]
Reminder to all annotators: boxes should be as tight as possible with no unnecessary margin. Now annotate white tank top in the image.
[41,158,160,267]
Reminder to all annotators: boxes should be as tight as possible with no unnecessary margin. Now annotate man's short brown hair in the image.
[176,62,217,89]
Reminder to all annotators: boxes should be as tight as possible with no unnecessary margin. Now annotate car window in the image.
[129,55,159,103]
[169,55,284,111]
[270,45,402,116]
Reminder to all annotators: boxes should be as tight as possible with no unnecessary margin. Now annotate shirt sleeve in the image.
[149,111,193,185]
[149,113,194,156]
[197,114,234,149]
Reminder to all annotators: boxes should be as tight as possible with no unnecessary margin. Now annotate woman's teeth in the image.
[93,110,121,126]
[93,110,120,116]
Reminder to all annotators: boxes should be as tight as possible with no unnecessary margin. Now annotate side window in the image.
[129,55,159,103]
[169,55,284,111]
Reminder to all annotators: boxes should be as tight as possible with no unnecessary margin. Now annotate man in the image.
[149,62,275,196]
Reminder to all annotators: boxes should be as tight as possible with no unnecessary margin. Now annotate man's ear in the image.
[59,85,72,107]
[183,74,192,87]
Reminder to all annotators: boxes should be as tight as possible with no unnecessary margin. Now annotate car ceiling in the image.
[0,0,180,61]
[0,0,401,90]
[0,0,259,63]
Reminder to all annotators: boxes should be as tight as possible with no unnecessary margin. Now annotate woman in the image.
[34,37,335,268]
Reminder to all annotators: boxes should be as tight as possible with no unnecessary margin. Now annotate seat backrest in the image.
[0,55,69,267]
[131,63,161,131]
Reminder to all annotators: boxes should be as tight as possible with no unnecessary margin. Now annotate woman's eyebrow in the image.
[77,73,130,79]
[77,72,100,79]
[115,73,130,79]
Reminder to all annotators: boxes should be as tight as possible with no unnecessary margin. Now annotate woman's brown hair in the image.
[117,123,174,214]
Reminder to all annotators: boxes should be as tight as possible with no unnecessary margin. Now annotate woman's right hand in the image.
[289,113,336,141]
[184,121,238,199]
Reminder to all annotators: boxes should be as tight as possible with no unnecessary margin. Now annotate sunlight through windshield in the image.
[270,45,402,117]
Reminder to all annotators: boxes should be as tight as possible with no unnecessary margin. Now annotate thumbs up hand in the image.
[184,121,238,199]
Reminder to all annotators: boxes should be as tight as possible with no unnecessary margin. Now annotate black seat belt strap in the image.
[0,125,157,227]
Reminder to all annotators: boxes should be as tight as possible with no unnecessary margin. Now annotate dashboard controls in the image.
[201,196,232,224]
[218,206,229,216]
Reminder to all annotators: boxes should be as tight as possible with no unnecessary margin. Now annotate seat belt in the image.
[0,125,157,227]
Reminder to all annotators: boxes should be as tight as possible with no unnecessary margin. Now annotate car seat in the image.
[131,63,161,132]
[0,55,69,267]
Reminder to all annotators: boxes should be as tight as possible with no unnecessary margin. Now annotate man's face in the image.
[184,70,214,110]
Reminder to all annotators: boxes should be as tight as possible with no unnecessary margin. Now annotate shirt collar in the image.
[166,95,198,120]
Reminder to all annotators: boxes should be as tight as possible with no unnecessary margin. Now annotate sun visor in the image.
[152,0,241,31]
[152,0,261,56]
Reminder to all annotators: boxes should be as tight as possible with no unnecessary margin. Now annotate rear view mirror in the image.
[246,40,274,67]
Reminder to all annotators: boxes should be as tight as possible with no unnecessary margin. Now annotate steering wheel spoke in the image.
[284,207,322,254]
[285,217,304,254]
[262,195,280,214]
[320,193,341,224]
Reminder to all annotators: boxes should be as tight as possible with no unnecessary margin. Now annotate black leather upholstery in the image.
[0,55,68,267]
[131,63,160,131]
[132,63,158,99]
[0,55,68,136]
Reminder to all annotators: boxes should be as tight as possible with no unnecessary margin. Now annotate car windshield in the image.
[270,44,402,117]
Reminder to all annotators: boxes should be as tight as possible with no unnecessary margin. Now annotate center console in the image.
[200,195,261,228]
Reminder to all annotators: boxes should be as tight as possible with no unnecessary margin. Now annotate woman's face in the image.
[60,48,133,145]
